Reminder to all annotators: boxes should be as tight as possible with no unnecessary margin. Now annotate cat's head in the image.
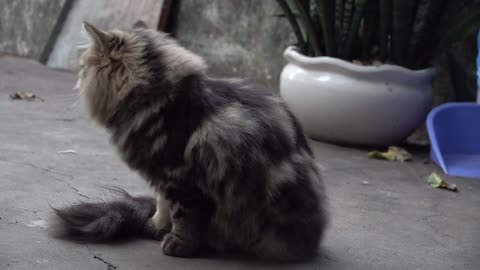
[76,22,207,126]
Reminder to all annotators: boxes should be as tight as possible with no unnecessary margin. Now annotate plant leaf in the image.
[427,173,458,192]
[361,0,379,60]
[344,0,369,59]
[10,92,44,102]
[275,0,308,54]
[335,0,344,51]
[272,12,299,18]
[379,0,392,61]
[312,0,336,56]
[292,0,323,56]
[368,146,412,162]
[392,0,418,66]
[434,5,480,56]
[407,0,446,69]
[340,0,355,57]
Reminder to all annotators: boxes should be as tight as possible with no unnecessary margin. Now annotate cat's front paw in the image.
[161,233,197,257]
[143,219,169,241]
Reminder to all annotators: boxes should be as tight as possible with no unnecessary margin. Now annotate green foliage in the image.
[275,0,480,69]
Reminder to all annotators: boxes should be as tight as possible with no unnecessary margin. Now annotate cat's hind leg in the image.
[160,185,213,258]
[251,227,319,261]
[161,201,203,257]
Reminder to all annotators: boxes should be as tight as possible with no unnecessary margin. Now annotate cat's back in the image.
[198,77,327,256]
[203,77,279,112]
[196,77,307,157]
[202,77,312,155]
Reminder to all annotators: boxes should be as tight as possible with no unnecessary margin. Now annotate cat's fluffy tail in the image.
[50,187,156,241]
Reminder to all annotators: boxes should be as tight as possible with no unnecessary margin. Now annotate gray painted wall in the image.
[0,0,68,60]
[173,1,295,91]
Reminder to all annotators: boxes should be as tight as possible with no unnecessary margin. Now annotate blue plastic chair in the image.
[427,103,480,178]
[426,30,480,178]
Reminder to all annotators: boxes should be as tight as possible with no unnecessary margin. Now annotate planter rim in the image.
[283,46,436,78]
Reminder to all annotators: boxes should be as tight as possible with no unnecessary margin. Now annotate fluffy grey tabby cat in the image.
[52,22,328,260]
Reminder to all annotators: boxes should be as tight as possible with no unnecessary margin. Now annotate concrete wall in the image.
[0,0,475,101]
[173,0,295,91]
[0,0,70,60]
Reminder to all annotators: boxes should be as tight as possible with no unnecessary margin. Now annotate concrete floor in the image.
[0,56,479,270]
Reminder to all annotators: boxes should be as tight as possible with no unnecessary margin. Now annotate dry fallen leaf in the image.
[368,146,412,162]
[427,172,457,192]
[10,92,44,101]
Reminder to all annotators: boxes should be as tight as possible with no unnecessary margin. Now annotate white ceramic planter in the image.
[280,46,435,147]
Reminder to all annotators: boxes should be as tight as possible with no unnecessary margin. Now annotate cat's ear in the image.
[133,20,148,29]
[83,21,112,49]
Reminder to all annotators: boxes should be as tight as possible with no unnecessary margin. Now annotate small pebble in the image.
[361,181,369,185]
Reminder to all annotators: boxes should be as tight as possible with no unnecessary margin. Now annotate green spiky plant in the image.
[275,0,480,70]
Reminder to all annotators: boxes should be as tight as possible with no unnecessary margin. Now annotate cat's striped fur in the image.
[52,22,328,260]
